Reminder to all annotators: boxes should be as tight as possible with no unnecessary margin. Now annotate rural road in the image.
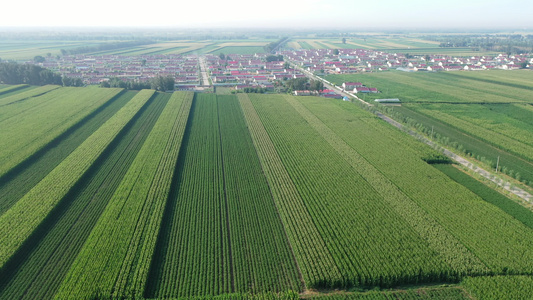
[292,62,533,204]
[199,56,211,86]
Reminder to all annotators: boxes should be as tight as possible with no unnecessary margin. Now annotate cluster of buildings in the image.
[205,53,305,90]
[280,49,532,74]
[30,54,200,85]
[26,48,531,89]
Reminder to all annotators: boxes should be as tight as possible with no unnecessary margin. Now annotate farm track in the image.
[0,90,135,215]
[0,92,169,299]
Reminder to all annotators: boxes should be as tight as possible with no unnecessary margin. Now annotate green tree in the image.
[34,55,45,63]
[150,75,175,91]
[266,55,284,62]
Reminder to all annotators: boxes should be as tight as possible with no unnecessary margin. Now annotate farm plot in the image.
[249,94,457,288]
[0,90,136,215]
[0,91,169,300]
[0,84,60,107]
[210,46,265,55]
[55,92,193,299]
[444,69,533,89]
[0,89,154,271]
[325,72,531,103]
[238,94,342,288]
[326,71,533,185]
[300,96,533,276]
[0,86,123,180]
[302,287,468,299]
[0,84,30,97]
[433,164,533,229]
[409,104,533,162]
[391,105,533,187]
[146,94,301,298]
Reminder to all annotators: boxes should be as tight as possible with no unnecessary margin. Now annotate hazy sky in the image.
[2,0,532,29]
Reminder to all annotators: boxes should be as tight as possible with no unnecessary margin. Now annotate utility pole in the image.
[496,156,500,173]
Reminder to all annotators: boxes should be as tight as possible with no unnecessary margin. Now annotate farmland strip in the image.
[318,98,533,274]
[0,87,123,180]
[218,95,301,293]
[0,84,29,97]
[287,95,488,276]
[146,94,231,297]
[0,89,155,270]
[249,94,449,288]
[0,84,59,107]
[237,94,341,288]
[0,90,135,215]
[0,91,167,300]
[55,92,193,299]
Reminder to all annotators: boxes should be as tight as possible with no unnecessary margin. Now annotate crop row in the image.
[248,94,451,288]
[55,91,193,299]
[0,86,123,180]
[305,96,533,274]
[0,89,155,270]
[0,90,136,215]
[0,91,169,299]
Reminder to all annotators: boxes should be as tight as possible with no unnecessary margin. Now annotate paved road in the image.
[198,56,211,86]
[292,62,532,204]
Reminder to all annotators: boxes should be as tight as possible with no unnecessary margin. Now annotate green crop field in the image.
[326,70,533,188]
[0,86,533,299]
[210,46,266,55]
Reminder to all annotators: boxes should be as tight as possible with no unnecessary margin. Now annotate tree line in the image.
[100,76,175,91]
[0,62,83,86]
[427,34,533,54]
[0,62,175,91]
[283,77,324,92]
[264,37,290,53]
